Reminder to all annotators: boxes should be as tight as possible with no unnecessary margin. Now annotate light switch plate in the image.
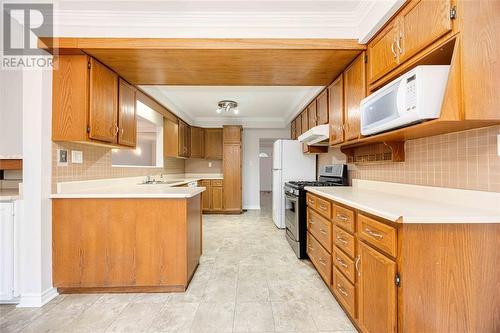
[57,149,68,166]
[71,150,83,164]
[208,162,212,168]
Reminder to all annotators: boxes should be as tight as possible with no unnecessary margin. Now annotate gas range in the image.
[283,164,348,259]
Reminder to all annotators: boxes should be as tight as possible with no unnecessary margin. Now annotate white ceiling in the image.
[44,0,403,41]
[140,85,323,128]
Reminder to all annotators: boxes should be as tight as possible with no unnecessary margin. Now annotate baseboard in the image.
[243,205,261,210]
[17,287,58,308]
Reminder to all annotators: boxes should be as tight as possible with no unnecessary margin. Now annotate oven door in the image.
[284,193,299,241]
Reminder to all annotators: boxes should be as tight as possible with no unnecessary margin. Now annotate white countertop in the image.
[0,189,20,201]
[305,180,500,224]
[51,176,209,199]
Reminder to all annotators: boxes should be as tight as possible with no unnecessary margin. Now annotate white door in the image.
[0,202,15,302]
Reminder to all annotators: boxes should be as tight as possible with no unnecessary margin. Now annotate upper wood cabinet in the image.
[178,119,191,158]
[53,55,134,147]
[205,128,223,159]
[223,125,242,144]
[328,75,344,145]
[357,241,397,333]
[163,117,179,158]
[367,0,452,84]
[295,116,302,137]
[398,0,452,63]
[307,101,317,129]
[118,79,137,147]
[301,111,309,133]
[367,20,400,83]
[316,90,329,125]
[344,53,366,141]
[290,120,297,140]
[190,127,205,159]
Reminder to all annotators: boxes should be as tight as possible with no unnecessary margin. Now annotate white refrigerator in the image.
[272,140,316,229]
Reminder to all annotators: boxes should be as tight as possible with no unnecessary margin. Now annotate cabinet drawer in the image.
[334,225,355,258]
[200,180,211,187]
[315,196,332,219]
[306,193,316,207]
[332,267,356,318]
[307,208,332,253]
[333,205,355,234]
[211,179,223,187]
[333,246,355,284]
[307,232,332,285]
[358,214,397,257]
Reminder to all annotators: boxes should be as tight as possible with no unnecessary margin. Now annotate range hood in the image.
[298,124,329,146]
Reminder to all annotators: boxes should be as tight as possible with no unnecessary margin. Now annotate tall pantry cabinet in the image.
[222,125,243,213]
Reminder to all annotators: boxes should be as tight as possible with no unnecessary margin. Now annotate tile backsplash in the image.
[318,125,500,192]
[52,142,185,190]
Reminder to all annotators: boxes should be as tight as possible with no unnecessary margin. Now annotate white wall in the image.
[259,146,273,191]
[242,128,290,210]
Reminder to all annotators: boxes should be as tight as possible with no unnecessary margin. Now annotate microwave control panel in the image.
[405,74,417,112]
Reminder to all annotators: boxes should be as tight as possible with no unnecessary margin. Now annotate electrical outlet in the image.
[208,162,212,168]
[57,149,68,166]
[71,150,83,164]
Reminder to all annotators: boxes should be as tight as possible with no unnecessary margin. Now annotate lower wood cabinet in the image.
[200,179,224,213]
[306,191,500,333]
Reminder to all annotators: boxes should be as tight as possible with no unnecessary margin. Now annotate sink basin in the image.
[138,180,183,185]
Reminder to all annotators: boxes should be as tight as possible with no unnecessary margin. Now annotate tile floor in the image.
[0,192,357,333]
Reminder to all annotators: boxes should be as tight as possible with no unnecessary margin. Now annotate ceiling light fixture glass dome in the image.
[217,100,238,115]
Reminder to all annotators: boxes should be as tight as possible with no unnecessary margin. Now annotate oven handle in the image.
[285,193,298,202]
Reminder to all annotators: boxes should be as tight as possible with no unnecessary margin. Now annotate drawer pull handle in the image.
[309,219,315,225]
[336,214,349,221]
[336,236,348,245]
[355,255,361,276]
[308,245,314,251]
[336,257,348,268]
[318,258,327,266]
[337,283,348,297]
[319,204,327,210]
[319,228,327,235]
[365,228,384,239]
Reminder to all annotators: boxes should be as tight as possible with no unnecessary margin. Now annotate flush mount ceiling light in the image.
[216,100,239,115]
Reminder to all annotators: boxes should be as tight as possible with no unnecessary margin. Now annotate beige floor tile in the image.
[236,279,270,302]
[131,293,171,304]
[233,301,275,332]
[149,302,199,332]
[105,303,164,332]
[190,302,235,333]
[20,303,85,333]
[202,277,237,303]
[271,301,317,332]
[66,302,127,332]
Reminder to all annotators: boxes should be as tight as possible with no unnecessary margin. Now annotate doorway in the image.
[259,139,276,213]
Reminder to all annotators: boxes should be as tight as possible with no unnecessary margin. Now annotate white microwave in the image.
[360,65,450,136]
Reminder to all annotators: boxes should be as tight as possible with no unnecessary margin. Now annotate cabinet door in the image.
[223,126,241,144]
[357,241,397,333]
[200,180,211,210]
[316,90,328,125]
[398,0,452,63]
[163,117,179,158]
[223,144,242,212]
[178,120,190,157]
[290,120,296,140]
[118,79,136,147]
[205,128,223,159]
[88,58,119,143]
[211,187,223,211]
[295,116,302,137]
[367,20,399,83]
[301,111,309,133]
[344,53,366,141]
[190,127,205,158]
[328,75,344,145]
[307,101,317,129]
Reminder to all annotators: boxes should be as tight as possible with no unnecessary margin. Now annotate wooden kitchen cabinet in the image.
[307,101,317,129]
[344,53,366,141]
[357,241,397,333]
[178,119,191,158]
[53,55,134,147]
[204,128,223,159]
[211,186,223,211]
[398,0,452,63]
[295,116,302,137]
[301,111,309,133]
[316,90,329,125]
[200,180,211,210]
[290,120,297,140]
[367,20,400,83]
[328,75,344,145]
[164,117,179,158]
[222,126,242,213]
[190,127,205,158]
[223,125,242,144]
[118,79,137,147]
